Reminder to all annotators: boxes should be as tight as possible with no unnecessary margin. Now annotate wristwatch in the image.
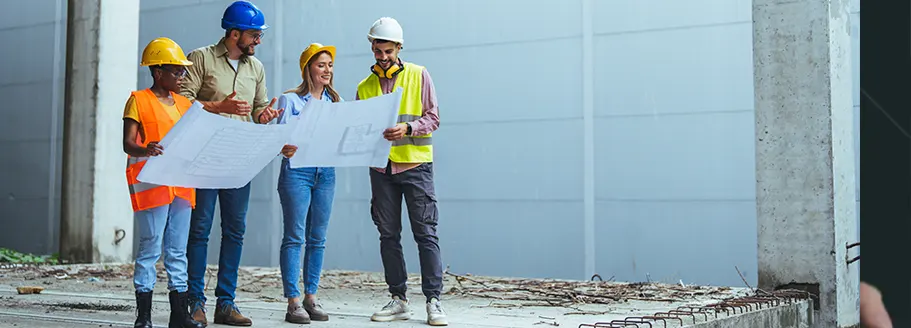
[405,123,412,136]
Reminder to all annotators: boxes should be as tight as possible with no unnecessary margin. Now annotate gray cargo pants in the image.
[369,162,443,302]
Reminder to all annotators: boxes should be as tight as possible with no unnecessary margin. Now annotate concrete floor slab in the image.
[0,264,811,327]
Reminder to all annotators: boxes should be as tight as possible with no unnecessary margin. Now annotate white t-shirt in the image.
[228,59,239,71]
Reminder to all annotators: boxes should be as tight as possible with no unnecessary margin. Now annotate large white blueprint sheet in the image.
[288,89,402,168]
[137,101,297,189]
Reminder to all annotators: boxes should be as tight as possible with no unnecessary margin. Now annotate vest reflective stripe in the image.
[125,89,196,212]
[126,157,162,194]
[397,114,421,123]
[130,180,163,194]
[392,136,433,147]
[127,156,149,166]
[395,112,432,148]
[357,62,432,163]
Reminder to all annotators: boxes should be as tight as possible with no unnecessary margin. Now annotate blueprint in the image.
[137,101,297,189]
[288,88,402,168]
[136,90,401,188]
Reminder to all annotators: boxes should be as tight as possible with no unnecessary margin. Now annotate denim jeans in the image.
[369,162,443,302]
[186,182,251,306]
[133,197,192,293]
[278,158,336,298]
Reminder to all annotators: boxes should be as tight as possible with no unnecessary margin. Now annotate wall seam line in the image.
[582,0,596,279]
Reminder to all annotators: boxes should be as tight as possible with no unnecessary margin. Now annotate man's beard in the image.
[238,41,256,56]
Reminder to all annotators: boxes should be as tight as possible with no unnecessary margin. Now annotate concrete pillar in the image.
[60,0,139,263]
[752,0,859,327]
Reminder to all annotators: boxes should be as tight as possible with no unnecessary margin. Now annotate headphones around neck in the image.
[371,59,403,79]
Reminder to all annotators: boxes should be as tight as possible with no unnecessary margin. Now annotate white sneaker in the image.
[426,298,448,326]
[370,295,412,322]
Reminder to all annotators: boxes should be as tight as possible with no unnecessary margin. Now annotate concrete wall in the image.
[0,0,861,287]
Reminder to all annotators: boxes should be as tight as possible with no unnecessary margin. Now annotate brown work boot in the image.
[213,303,253,326]
[304,298,329,321]
[285,301,310,324]
[188,300,207,326]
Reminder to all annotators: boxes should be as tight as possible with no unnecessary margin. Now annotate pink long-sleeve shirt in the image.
[356,66,440,175]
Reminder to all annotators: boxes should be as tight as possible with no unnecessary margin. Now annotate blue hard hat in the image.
[221,1,269,31]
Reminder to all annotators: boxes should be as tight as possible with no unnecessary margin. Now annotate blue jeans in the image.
[278,158,336,298]
[186,182,251,306]
[133,197,192,293]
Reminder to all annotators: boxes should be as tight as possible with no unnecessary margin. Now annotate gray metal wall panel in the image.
[595,200,757,286]
[434,200,586,279]
[594,112,756,201]
[279,0,582,58]
[0,23,58,86]
[591,1,757,285]
[593,24,755,117]
[0,0,58,30]
[592,0,751,34]
[0,0,65,256]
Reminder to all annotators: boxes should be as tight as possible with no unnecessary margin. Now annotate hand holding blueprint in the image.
[137,101,298,189]
[288,88,402,168]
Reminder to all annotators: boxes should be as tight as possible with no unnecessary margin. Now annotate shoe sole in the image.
[285,313,311,324]
[428,320,449,326]
[309,314,329,321]
[213,318,253,326]
[370,313,412,322]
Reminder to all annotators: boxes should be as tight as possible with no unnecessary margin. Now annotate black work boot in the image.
[169,290,205,328]
[134,291,153,328]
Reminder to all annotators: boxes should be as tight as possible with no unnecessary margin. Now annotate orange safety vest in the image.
[125,89,196,212]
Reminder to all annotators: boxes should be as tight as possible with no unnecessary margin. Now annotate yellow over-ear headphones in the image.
[371,60,403,79]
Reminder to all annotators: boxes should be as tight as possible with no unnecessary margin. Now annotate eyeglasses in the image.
[245,31,264,41]
[157,66,188,78]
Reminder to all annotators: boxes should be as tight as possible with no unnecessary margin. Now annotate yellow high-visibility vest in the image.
[357,62,432,163]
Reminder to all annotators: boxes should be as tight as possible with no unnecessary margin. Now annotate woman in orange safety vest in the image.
[122,37,204,328]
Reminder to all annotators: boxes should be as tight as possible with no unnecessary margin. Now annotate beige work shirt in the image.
[180,38,269,122]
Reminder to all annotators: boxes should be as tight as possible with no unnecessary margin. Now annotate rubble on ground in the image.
[1,264,744,311]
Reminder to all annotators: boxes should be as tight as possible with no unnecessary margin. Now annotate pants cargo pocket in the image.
[417,191,438,226]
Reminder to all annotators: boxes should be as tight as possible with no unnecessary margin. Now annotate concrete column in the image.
[752,0,859,327]
[60,0,139,263]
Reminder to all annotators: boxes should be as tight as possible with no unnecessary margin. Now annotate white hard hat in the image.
[367,17,404,44]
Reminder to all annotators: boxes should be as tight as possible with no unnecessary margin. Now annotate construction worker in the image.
[274,43,342,324]
[123,37,205,328]
[355,17,447,326]
[179,1,282,326]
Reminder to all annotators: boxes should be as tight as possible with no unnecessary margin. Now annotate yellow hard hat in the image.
[299,43,336,78]
[141,37,193,67]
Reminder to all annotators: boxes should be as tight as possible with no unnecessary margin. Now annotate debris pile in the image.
[441,271,733,308]
[39,264,133,280]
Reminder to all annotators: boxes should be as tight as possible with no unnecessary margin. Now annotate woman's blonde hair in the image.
[284,50,341,102]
